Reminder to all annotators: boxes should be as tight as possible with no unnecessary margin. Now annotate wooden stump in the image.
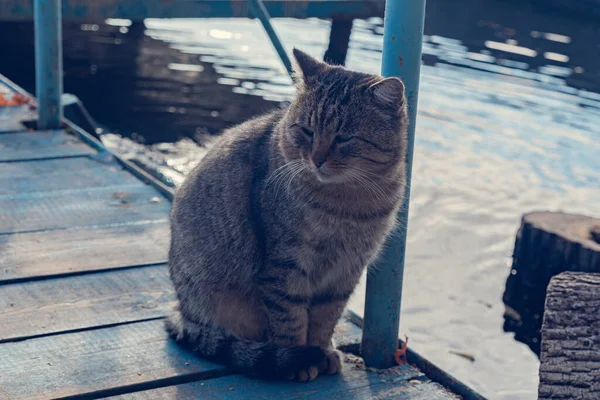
[502,212,600,355]
[539,272,600,399]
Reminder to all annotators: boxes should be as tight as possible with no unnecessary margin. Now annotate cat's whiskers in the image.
[345,168,390,205]
[348,165,408,188]
[284,163,309,196]
[266,159,309,200]
[344,170,382,203]
[267,159,301,184]
[269,160,303,200]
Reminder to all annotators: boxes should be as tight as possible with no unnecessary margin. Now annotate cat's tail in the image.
[165,310,326,379]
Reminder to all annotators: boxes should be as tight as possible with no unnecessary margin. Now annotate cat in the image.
[166,48,408,382]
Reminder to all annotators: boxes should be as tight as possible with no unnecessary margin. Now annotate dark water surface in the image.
[1,1,600,398]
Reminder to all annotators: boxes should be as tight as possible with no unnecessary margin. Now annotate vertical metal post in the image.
[246,0,294,76]
[324,19,353,66]
[34,0,63,130]
[361,0,426,368]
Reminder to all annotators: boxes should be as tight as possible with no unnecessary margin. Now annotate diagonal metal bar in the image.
[246,0,294,76]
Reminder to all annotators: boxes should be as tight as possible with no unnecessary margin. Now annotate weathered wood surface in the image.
[0,184,170,234]
[0,221,170,282]
[0,320,231,400]
[503,212,600,354]
[539,272,600,399]
[0,316,380,399]
[0,130,95,161]
[0,103,35,134]
[109,360,458,400]
[0,104,36,133]
[0,265,174,342]
[0,157,142,195]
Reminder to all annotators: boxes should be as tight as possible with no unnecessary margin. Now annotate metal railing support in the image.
[361,0,426,368]
[246,0,294,76]
[34,0,63,130]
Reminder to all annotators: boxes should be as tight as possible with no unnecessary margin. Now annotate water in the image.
[1,1,600,398]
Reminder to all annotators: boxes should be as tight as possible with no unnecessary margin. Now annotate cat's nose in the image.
[310,142,330,168]
[310,154,328,168]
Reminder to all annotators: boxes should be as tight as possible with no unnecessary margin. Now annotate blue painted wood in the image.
[0,221,169,282]
[108,357,457,399]
[0,320,232,399]
[0,184,170,235]
[0,130,95,161]
[34,0,63,129]
[0,105,36,133]
[361,0,426,369]
[0,157,142,195]
[0,265,174,342]
[349,312,487,400]
[0,0,384,20]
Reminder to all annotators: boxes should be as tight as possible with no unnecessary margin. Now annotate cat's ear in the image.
[369,77,405,110]
[292,48,327,82]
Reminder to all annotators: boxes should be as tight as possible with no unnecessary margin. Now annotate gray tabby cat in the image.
[167,48,408,382]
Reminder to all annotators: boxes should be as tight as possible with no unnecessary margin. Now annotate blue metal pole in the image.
[361,0,426,368]
[34,0,63,130]
[246,0,294,76]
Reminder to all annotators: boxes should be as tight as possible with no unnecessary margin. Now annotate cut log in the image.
[538,272,600,399]
[502,212,600,355]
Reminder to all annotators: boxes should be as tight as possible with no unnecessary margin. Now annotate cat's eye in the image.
[301,127,314,138]
[333,135,352,144]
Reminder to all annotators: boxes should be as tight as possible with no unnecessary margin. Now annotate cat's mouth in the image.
[313,164,347,184]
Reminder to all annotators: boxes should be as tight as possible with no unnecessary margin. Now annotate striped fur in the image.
[167,49,408,381]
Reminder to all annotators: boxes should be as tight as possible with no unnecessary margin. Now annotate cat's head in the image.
[280,48,408,185]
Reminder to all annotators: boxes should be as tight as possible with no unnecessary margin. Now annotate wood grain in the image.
[0,221,170,282]
[0,320,230,400]
[539,272,600,399]
[502,211,600,354]
[0,104,36,133]
[109,357,457,400]
[0,156,142,195]
[0,183,170,234]
[0,265,175,341]
[0,130,95,161]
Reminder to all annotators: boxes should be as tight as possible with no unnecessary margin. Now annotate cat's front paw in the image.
[320,349,342,375]
[287,366,320,382]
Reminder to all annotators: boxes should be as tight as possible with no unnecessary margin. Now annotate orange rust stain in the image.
[0,93,29,107]
[394,336,409,365]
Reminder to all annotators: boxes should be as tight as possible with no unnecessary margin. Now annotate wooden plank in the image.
[0,0,385,21]
[0,317,455,400]
[0,130,95,161]
[0,157,143,195]
[109,358,457,400]
[0,184,171,234]
[0,220,170,282]
[0,320,230,400]
[0,265,175,342]
[0,105,36,133]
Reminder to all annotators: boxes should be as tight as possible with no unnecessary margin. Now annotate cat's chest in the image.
[299,208,392,270]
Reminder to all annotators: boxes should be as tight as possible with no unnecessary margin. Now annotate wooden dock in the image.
[0,75,475,399]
